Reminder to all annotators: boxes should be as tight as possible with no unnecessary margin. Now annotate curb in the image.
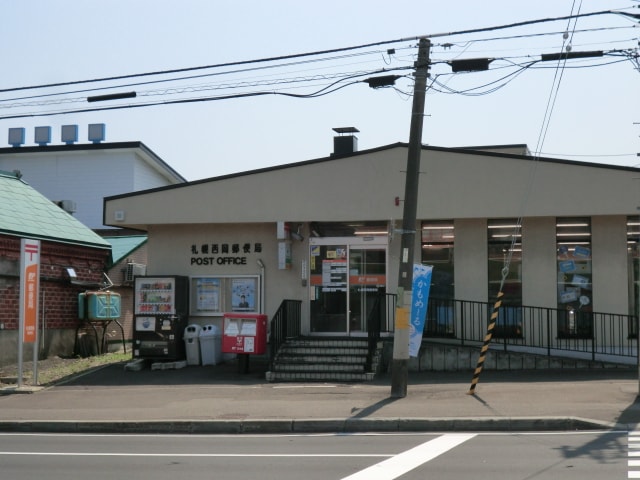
[0,416,618,434]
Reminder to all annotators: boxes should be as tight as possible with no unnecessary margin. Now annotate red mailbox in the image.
[222,313,268,355]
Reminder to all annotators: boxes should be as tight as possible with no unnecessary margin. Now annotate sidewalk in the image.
[1,360,639,434]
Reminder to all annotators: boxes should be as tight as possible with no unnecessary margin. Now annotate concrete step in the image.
[285,338,370,348]
[275,354,368,364]
[277,347,368,356]
[272,363,367,373]
[265,371,376,382]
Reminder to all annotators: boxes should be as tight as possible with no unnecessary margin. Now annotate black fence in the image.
[267,295,637,367]
[421,298,639,363]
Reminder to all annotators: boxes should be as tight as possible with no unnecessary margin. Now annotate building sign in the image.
[190,242,262,266]
[20,239,40,344]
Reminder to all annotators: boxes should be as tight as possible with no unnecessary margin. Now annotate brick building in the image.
[0,170,111,365]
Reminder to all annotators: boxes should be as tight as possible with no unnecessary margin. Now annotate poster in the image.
[196,277,220,312]
[232,278,256,311]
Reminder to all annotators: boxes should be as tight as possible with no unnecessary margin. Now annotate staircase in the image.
[266,337,383,382]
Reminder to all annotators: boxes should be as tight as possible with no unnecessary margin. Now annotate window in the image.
[488,219,523,338]
[556,217,592,338]
[421,220,454,337]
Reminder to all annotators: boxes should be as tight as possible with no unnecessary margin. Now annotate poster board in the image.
[190,275,260,316]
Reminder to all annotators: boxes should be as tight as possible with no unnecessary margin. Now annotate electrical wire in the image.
[0,9,635,121]
[0,69,412,120]
[0,8,628,98]
[499,0,585,293]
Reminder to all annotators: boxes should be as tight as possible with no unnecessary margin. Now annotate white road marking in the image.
[0,452,389,457]
[340,434,476,480]
[629,432,640,479]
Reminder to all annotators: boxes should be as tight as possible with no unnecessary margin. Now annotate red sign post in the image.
[18,239,40,387]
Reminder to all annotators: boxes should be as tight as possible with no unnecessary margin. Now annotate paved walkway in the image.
[1,361,639,434]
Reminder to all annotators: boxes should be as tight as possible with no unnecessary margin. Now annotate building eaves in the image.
[103,235,147,265]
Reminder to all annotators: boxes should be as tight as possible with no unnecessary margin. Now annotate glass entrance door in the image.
[309,238,387,335]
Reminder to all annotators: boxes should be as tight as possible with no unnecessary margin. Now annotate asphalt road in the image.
[0,430,633,479]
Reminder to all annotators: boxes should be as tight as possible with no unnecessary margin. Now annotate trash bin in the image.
[183,324,202,366]
[199,324,222,366]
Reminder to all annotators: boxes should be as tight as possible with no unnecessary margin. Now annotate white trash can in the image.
[183,324,202,366]
[199,324,222,365]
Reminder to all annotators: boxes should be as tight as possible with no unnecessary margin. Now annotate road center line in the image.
[0,452,389,457]
[340,433,476,480]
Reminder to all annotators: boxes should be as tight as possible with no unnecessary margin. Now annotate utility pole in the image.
[390,37,431,398]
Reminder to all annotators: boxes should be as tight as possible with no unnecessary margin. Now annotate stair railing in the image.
[269,299,302,370]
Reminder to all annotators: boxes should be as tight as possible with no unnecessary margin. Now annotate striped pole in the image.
[467,291,504,395]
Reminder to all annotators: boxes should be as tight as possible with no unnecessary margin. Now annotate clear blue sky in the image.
[2,0,638,181]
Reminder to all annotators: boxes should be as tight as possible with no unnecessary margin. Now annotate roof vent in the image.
[34,126,51,146]
[8,127,25,147]
[61,125,78,144]
[331,127,359,156]
[88,123,105,143]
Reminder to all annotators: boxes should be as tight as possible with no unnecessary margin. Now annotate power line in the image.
[0,8,627,97]
[0,69,407,121]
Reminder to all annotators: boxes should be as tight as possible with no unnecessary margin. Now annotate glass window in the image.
[421,220,455,337]
[488,219,523,338]
[556,217,592,338]
[421,220,454,300]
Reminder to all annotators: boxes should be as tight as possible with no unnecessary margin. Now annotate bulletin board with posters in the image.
[190,275,260,316]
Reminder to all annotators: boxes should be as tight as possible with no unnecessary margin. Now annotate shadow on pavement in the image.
[62,360,270,387]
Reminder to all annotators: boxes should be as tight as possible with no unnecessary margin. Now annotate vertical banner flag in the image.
[20,239,40,344]
[408,264,433,357]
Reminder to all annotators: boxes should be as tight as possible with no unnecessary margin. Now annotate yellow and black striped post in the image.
[467,291,504,395]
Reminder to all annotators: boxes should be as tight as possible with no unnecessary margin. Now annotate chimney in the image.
[331,127,359,156]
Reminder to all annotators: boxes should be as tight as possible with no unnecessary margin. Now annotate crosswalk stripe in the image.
[340,434,476,480]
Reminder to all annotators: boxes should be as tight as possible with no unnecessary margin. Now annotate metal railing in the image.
[267,295,637,368]
[422,298,639,363]
[269,299,302,370]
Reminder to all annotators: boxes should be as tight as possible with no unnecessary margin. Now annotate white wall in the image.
[0,148,180,229]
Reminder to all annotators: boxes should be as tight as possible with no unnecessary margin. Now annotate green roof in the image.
[0,170,111,249]
[104,235,147,265]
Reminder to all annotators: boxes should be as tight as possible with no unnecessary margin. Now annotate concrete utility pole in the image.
[390,37,431,398]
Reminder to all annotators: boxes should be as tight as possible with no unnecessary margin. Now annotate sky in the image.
[1,1,638,181]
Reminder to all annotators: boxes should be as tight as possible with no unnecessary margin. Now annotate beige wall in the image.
[454,218,488,302]
[146,223,309,330]
[592,216,629,315]
[105,147,640,231]
[522,217,557,307]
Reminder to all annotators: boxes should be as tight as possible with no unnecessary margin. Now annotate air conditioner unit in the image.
[59,200,77,214]
[125,263,146,283]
